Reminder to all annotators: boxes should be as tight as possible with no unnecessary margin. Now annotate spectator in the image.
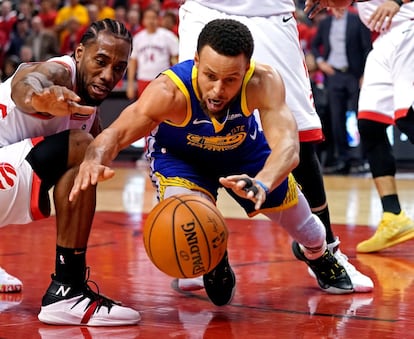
[93,0,115,20]
[54,0,89,44]
[60,17,82,56]
[6,14,32,60]
[126,6,178,100]
[311,9,372,174]
[0,0,17,37]
[25,15,59,61]
[161,9,178,36]
[37,0,58,28]
[125,7,141,36]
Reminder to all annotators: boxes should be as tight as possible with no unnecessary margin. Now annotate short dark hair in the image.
[197,19,254,60]
[80,19,132,49]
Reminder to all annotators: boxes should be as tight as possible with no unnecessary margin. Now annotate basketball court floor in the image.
[1,159,414,338]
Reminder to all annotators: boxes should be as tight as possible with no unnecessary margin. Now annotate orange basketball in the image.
[143,194,228,278]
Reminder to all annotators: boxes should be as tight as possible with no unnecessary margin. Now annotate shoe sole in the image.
[0,285,22,293]
[357,227,414,253]
[171,278,204,292]
[38,310,141,326]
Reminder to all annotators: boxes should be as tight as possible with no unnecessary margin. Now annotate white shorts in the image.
[0,138,45,226]
[358,20,414,124]
[178,1,322,142]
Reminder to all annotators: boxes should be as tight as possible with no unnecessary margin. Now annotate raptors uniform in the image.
[0,55,96,225]
[146,60,298,216]
[357,0,414,123]
[178,0,322,142]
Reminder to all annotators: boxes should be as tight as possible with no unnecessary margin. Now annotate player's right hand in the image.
[69,161,115,202]
[28,86,96,117]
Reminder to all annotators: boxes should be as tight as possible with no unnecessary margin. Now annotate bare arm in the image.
[69,74,187,201]
[220,64,300,210]
[11,61,95,116]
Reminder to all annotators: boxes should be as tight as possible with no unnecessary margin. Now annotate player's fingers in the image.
[69,101,96,115]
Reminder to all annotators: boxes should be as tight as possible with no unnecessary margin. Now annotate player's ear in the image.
[74,44,84,63]
[194,52,199,67]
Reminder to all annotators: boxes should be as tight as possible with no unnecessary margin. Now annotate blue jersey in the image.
[146,60,297,215]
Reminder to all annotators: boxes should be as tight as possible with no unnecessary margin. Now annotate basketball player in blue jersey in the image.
[71,19,355,305]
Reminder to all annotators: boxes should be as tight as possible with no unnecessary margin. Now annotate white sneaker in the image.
[0,267,22,293]
[308,238,374,293]
[38,277,140,326]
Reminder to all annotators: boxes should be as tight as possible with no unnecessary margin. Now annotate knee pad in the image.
[25,130,70,189]
[358,119,395,177]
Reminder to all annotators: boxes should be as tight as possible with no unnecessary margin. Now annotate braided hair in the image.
[79,18,132,49]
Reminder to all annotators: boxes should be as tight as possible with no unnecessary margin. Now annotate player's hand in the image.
[219,175,268,210]
[69,161,115,202]
[367,0,400,32]
[28,86,96,117]
[304,0,353,19]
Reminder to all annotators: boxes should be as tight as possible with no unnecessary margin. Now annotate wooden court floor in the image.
[1,160,414,338]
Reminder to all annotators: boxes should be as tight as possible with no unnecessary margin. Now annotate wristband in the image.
[391,0,403,6]
[255,180,270,195]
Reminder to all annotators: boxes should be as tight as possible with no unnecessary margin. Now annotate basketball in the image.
[143,194,228,278]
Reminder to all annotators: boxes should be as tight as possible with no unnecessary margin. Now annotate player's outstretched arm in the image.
[11,62,95,117]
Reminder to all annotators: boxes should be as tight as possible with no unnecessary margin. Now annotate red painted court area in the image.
[1,211,413,338]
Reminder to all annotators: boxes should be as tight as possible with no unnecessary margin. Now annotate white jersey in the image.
[179,0,322,142]
[0,55,96,147]
[357,0,414,32]
[0,55,96,226]
[130,27,179,81]
[189,0,295,16]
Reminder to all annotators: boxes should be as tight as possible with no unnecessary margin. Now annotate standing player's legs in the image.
[20,130,140,326]
[357,23,414,253]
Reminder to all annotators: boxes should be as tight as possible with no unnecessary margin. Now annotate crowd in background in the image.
[0,0,376,174]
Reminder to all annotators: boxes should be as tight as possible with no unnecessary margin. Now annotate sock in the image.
[300,242,327,260]
[55,245,86,286]
[313,206,335,244]
[381,194,401,215]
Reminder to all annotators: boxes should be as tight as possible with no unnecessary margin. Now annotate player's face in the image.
[75,32,130,106]
[195,45,250,118]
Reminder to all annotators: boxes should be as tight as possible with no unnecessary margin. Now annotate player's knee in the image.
[68,130,94,164]
[358,119,396,177]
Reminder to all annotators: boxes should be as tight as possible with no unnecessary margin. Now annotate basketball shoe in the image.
[292,241,354,294]
[357,211,414,253]
[203,251,236,306]
[0,267,22,293]
[307,238,374,292]
[38,271,140,326]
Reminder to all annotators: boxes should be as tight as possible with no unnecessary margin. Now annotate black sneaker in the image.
[292,241,354,294]
[38,271,140,326]
[203,251,236,306]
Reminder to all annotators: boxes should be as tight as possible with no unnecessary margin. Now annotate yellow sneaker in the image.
[357,211,414,253]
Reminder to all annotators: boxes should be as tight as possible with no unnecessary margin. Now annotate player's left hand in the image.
[304,0,353,19]
[69,160,115,202]
[29,85,96,117]
[367,0,400,32]
[219,175,267,210]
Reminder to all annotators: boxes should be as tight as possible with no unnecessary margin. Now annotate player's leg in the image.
[25,130,140,326]
[260,186,353,294]
[357,25,414,253]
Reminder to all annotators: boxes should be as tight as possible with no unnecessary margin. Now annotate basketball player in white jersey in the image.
[0,19,140,326]
[126,6,179,100]
[305,0,414,252]
[175,0,373,292]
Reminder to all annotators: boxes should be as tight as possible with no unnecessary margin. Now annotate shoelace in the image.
[73,267,121,312]
[315,251,345,280]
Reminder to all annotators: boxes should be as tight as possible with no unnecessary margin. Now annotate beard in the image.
[76,77,106,107]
